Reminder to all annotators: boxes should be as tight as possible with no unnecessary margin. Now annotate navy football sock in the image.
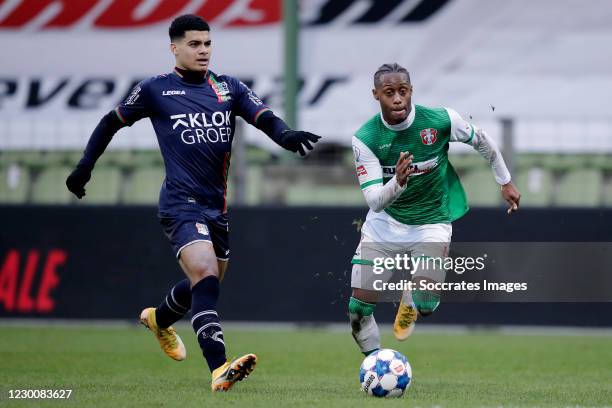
[155,279,191,329]
[190,276,227,372]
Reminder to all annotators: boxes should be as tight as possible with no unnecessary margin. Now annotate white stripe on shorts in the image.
[176,239,213,259]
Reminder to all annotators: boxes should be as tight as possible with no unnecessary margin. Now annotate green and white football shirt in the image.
[353,104,509,225]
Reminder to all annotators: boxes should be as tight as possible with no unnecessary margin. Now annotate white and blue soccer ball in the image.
[359,348,412,398]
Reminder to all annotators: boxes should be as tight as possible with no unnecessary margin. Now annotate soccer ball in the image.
[359,348,412,398]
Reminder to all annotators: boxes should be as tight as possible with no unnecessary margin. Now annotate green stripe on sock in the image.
[351,258,374,266]
[348,297,376,316]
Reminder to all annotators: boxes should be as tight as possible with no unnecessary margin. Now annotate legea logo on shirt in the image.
[170,111,232,145]
[162,90,186,96]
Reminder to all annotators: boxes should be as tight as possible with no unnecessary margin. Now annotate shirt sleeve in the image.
[114,79,152,126]
[353,136,383,189]
[445,107,511,185]
[446,107,475,143]
[230,77,271,126]
[353,136,406,212]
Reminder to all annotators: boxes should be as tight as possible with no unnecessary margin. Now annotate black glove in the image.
[66,164,92,199]
[280,130,321,156]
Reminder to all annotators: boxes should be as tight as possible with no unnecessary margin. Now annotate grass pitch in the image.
[0,324,611,407]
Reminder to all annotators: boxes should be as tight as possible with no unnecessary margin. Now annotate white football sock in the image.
[350,313,380,353]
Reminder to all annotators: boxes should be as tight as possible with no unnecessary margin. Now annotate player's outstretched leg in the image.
[189,274,256,391]
[393,290,418,341]
[349,294,381,356]
[139,279,190,360]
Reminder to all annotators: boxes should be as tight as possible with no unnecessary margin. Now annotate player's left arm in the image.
[446,108,521,214]
[230,78,321,156]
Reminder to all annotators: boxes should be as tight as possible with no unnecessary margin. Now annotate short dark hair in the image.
[373,63,410,87]
[169,14,210,41]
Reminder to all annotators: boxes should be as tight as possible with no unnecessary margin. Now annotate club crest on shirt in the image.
[195,222,209,236]
[216,82,230,95]
[209,79,231,102]
[420,128,438,145]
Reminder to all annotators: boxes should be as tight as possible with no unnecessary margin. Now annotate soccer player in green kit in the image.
[348,63,521,355]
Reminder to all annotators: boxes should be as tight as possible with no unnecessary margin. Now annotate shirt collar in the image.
[173,66,208,84]
[380,103,415,131]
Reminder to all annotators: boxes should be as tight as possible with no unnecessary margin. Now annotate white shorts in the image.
[351,210,452,289]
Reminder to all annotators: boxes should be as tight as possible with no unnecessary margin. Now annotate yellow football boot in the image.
[211,354,257,392]
[139,307,186,361]
[393,300,418,341]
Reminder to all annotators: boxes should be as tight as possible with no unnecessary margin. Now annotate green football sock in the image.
[348,296,376,316]
[412,290,440,316]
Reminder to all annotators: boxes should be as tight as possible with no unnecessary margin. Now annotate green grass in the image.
[0,325,611,407]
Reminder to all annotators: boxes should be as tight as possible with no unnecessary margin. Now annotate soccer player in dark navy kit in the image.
[66,15,320,392]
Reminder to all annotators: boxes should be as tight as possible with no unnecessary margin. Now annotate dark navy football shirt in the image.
[115,70,270,219]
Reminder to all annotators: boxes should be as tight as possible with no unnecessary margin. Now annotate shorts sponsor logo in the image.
[420,128,438,145]
[196,223,209,236]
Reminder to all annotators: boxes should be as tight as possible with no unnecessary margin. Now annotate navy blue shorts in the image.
[159,206,230,261]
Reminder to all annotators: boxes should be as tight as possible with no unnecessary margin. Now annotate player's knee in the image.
[188,260,218,283]
[412,290,440,317]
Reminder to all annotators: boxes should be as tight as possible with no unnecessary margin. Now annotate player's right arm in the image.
[353,136,413,212]
[66,80,152,198]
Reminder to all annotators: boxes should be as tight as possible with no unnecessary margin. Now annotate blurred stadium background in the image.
[1,0,612,207]
[1,0,612,323]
